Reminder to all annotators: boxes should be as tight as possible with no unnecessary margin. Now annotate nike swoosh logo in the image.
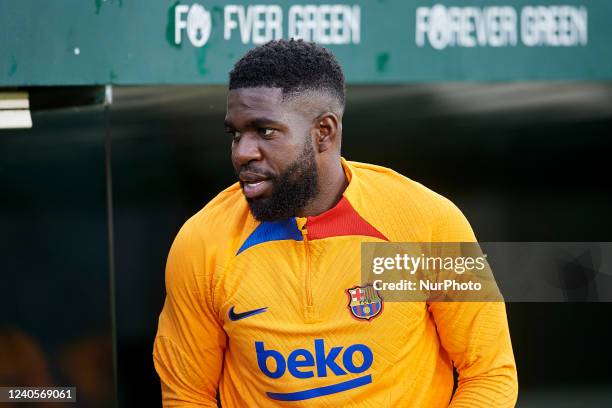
[228,306,268,321]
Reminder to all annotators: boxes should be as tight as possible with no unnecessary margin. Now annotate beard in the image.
[240,140,319,222]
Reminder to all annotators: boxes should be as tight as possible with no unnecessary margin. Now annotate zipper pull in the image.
[295,217,308,233]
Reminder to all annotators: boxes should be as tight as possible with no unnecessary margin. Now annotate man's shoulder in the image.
[348,160,453,208]
[347,160,472,241]
[182,182,251,240]
[166,184,249,293]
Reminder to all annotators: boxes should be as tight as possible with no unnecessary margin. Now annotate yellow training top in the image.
[153,159,518,407]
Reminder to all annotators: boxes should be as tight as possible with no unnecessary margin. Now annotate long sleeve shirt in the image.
[153,158,518,407]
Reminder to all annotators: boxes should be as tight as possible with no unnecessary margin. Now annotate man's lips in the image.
[239,172,272,199]
[242,180,271,199]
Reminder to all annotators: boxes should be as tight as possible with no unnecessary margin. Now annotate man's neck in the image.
[297,158,348,217]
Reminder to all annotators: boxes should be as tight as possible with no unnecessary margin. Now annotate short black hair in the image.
[229,39,345,109]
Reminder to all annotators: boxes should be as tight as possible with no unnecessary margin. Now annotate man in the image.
[153,39,518,407]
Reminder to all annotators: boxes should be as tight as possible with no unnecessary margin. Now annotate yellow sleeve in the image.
[153,219,226,407]
[429,200,518,407]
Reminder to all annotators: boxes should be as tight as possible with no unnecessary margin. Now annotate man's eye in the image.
[259,128,274,137]
[227,130,241,141]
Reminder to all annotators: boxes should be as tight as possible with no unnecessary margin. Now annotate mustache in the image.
[236,164,276,180]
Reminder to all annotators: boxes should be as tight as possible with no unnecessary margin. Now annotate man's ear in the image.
[313,112,340,153]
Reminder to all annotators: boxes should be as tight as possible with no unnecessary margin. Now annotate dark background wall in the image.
[1,84,611,407]
[0,104,114,408]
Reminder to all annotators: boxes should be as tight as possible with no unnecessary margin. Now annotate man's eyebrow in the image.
[249,117,281,127]
[224,117,282,129]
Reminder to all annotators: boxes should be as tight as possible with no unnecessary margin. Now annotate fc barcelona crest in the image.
[346,284,384,321]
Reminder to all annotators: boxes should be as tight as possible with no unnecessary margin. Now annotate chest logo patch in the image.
[346,284,384,321]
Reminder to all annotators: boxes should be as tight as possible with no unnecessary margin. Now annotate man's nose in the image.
[232,133,262,166]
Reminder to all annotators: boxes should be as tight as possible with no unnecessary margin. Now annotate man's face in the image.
[225,87,319,221]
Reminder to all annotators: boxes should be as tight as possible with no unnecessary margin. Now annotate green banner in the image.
[1,0,611,85]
